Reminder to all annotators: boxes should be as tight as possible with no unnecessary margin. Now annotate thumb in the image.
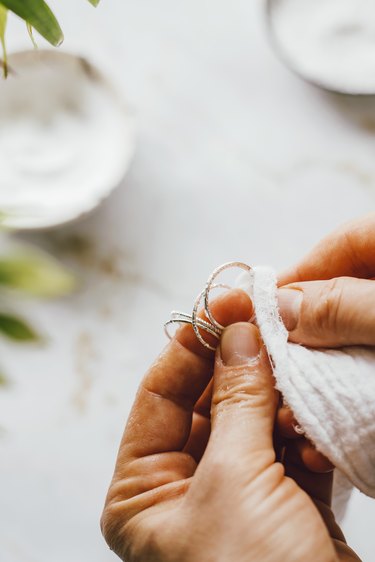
[208,322,278,473]
[278,277,375,347]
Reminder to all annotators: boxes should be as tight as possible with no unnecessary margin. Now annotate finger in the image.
[193,378,213,419]
[177,288,254,359]
[283,441,333,506]
[205,323,278,476]
[276,406,334,471]
[183,379,213,462]
[116,290,253,469]
[279,213,375,286]
[276,405,302,439]
[277,277,375,347]
[183,412,211,463]
[285,443,358,560]
[296,440,335,473]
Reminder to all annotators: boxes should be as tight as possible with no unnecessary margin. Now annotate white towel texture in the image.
[237,266,375,519]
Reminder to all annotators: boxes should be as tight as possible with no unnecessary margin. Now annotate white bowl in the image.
[266,0,375,95]
[0,49,135,230]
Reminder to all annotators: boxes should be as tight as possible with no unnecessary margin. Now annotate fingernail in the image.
[220,322,260,366]
[277,288,303,331]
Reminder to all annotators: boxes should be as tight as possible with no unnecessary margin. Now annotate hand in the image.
[101,290,359,562]
[277,213,375,347]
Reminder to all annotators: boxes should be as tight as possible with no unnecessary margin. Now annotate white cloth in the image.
[237,266,375,518]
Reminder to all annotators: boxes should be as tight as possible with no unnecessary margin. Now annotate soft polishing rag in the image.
[237,266,375,518]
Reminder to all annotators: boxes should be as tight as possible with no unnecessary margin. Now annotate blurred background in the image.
[0,0,375,560]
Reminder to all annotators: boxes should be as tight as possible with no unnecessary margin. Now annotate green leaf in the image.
[0,0,63,46]
[87,0,100,5]
[0,313,39,341]
[0,250,76,297]
[0,5,8,78]
[26,21,38,49]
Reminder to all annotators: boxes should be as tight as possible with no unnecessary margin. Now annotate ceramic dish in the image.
[0,49,135,230]
[266,0,375,95]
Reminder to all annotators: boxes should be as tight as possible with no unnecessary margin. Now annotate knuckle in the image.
[211,364,277,424]
[100,503,120,552]
[213,367,267,407]
[312,277,346,336]
[100,499,131,559]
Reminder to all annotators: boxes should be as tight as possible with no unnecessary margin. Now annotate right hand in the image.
[275,213,375,461]
[277,213,375,348]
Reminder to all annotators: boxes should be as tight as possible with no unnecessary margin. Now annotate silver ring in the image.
[204,262,252,330]
[164,315,221,344]
[164,261,252,351]
[191,284,230,350]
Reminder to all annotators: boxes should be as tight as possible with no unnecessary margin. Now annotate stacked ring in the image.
[164,261,252,351]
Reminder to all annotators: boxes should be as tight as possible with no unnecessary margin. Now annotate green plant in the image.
[0,244,76,386]
[0,0,101,77]
[0,246,76,344]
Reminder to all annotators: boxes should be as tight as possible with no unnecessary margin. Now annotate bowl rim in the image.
[265,0,375,96]
[0,48,136,231]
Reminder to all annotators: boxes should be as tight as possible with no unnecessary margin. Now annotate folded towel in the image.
[237,266,375,519]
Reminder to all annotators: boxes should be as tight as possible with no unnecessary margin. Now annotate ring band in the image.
[164,261,253,351]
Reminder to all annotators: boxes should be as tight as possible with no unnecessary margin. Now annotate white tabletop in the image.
[1,0,375,560]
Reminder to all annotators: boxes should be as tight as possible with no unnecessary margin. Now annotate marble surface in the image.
[1,0,375,560]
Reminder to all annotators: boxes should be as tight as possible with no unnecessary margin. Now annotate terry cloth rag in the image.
[237,266,375,519]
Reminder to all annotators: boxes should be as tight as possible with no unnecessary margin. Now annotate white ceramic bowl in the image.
[0,49,135,230]
[266,0,375,95]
